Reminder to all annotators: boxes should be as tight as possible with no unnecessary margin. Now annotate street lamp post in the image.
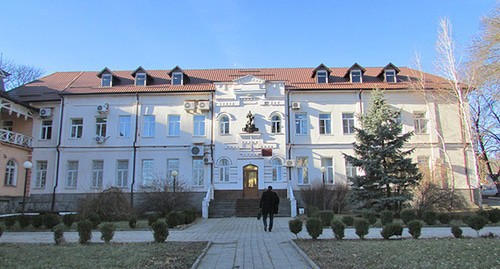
[320,167,326,210]
[22,161,33,213]
[171,170,178,193]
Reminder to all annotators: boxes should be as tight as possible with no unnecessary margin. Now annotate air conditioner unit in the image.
[291,102,300,110]
[197,101,210,111]
[285,159,296,167]
[39,108,52,118]
[190,145,204,157]
[97,103,109,114]
[203,154,213,164]
[95,136,106,144]
[184,101,196,111]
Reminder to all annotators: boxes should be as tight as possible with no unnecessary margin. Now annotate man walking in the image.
[260,186,280,232]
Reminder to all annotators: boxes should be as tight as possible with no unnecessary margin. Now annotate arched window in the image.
[4,160,18,186]
[271,115,281,134]
[271,158,283,182]
[218,158,230,182]
[220,115,230,135]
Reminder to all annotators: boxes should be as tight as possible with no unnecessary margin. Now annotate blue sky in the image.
[0,0,496,75]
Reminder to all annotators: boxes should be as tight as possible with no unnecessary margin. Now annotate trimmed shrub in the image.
[451,225,462,238]
[166,211,181,228]
[88,213,101,229]
[31,215,43,228]
[62,214,75,227]
[78,187,134,221]
[18,215,31,229]
[438,213,451,225]
[408,220,423,239]
[100,223,116,243]
[147,213,159,226]
[477,210,489,221]
[381,223,403,240]
[54,226,65,245]
[307,206,320,218]
[341,215,354,226]
[466,215,488,236]
[152,220,169,243]
[318,210,334,227]
[362,211,377,225]
[288,218,303,238]
[380,210,394,225]
[488,208,500,223]
[183,208,197,224]
[43,213,61,229]
[4,217,16,228]
[77,219,93,244]
[306,218,323,240]
[331,220,345,240]
[354,218,370,240]
[400,209,417,225]
[422,211,437,225]
[128,217,137,229]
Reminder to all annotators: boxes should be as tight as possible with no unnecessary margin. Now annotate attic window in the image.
[385,70,396,83]
[351,70,362,83]
[135,73,146,86]
[172,72,183,85]
[317,70,328,84]
[101,74,112,87]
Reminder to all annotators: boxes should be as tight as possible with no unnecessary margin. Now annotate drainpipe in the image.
[51,95,65,211]
[358,89,364,114]
[286,89,292,197]
[130,93,139,208]
[210,91,215,193]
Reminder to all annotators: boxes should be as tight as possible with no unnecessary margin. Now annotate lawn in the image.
[295,238,500,269]
[0,242,207,269]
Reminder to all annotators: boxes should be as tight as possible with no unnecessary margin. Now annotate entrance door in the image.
[243,165,259,198]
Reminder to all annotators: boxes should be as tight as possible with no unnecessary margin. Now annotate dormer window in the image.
[172,72,183,85]
[101,74,112,87]
[317,70,328,84]
[385,70,396,83]
[351,70,362,83]
[135,73,146,86]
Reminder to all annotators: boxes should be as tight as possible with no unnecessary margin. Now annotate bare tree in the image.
[0,56,44,90]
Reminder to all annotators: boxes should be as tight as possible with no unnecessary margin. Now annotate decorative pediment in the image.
[233,75,266,85]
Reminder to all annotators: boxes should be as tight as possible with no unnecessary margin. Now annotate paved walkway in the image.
[1,217,500,269]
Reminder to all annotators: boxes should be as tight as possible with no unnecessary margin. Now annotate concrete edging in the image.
[190,241,212,269]
[289,239,320,269]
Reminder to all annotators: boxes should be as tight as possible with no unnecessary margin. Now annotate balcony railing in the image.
[0,129,32,148]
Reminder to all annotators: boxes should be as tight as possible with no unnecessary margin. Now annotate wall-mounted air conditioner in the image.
[39,108,52,118]
[197,101,210,111]
[285,159,296,167]
[184,101,196,111]
[95,136,106,144]
[97,103,109,114]
[291,102,300,110]
[203,154,213,164]
[190,145,204,157]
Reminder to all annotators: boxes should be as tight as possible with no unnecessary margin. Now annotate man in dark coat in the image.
[260,186,280,232]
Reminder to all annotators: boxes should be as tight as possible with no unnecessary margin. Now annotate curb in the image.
[289,239,320,269]
[191,241,212,269]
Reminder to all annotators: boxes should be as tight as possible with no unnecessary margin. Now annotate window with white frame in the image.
[172,72,183,85]
[413,112,427,134]
[66,161,78,188]
[91,160,103,188]
[4,159,17,186]
[342,113,355,134]
[271,159,283,182]
[295,113,307,135]
[141,159,154,186]
[35,161,47,188]
[218,158,230,182]
[2,120,13,131]
[345,159,357,179]
[116,160,129,187]
[321,158,334,184]
[193,115,205,136]
[41,120,52,140]
[95,117,107,137]
[319,113,332,134]
[317,70,328,84]
[385,70,396,83]
[135,73,146,86]
[271,115,281,134]
[101,74,112,87]
[168,115,180,136]
[220,115,230,135]
[167,159,180,186]
[143,115,155,137]
[119,115,131,138]
[351,70,362,83]
[193,159,204,186]
[70,118,83,139]
[297,157,309,184]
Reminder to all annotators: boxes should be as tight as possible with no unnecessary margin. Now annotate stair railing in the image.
[288,182,297,218]
[202,185,213,219]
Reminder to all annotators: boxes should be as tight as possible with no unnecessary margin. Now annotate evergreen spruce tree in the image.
[344,89,421,211]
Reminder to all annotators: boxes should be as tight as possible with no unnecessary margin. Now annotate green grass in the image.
[295,238,500,269]
[0,242,207,269]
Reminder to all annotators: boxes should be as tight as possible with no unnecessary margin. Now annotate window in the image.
[193,115,205,136]
[385,70,396,83]
[172,72,183,85]
[319,113,331,134]
[35,161,47,188]
[220,116,230,135]
[2,120,13,131]
[167,159,180,185]
[321,158,334,184]
[119,115,131,138]
[135,73,146,86]
[116,160,129,187]
[271,115,281,134]
[218,158,230,182]
[295,113,307,135]
[66,161,78,188]
[271,159,283,182]
[4,160,17,186]
[297,157,309,184]
[70,118,83,139]
[317,70,328,84]
[345,159,357,179]
[95,117,107,137]
[101,74,112,87]
[351,70,362,83]
[193,159,204,186]
[141,159,154,186]
[41,120,52,140]
[143,115,155,137]
[168,115,180,136]
[91,160,103,188]
[413,112,427,134]
[342,113,355,134]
